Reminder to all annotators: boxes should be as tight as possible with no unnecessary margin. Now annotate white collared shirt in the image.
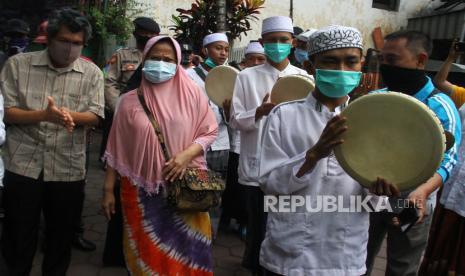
[230,62,309,186]
[187,65,230,152]
[258,93,369,276]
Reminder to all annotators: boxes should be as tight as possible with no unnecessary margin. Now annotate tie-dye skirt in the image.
[120,177,213,276]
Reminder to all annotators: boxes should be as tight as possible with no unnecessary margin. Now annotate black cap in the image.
[133,17,160,34]
[293,26,303,36]
[5,19,30,35]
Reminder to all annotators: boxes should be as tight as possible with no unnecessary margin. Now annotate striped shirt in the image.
[0,50,105,182]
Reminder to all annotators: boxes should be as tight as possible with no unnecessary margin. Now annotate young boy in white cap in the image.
[187,33,230,178]
[244,41,266,68]
[230,15,308,275]
[258,25,399,276]
[221,40,266,235]
[187,33,231,238]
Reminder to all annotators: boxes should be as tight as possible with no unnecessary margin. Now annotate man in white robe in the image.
[258,25,400,276]
[230,16,309,274]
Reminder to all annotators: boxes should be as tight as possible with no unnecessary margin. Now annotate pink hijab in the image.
[104,36,218,194]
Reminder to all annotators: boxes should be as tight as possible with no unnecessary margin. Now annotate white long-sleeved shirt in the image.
[230,62,308,186]
[258,93,369,276]
[187,66,230,152]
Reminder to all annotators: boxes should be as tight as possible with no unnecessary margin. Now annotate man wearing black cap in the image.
[101,17,159,158]
[0,18,30,70]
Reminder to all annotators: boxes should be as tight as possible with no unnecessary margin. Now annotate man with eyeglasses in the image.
[0,8,104,275]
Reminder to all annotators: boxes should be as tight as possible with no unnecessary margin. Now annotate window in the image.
[372,0,400,11]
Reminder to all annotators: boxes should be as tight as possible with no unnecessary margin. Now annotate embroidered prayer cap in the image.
[296,29,318,42]
[261,16,293,35]
[203,33,229,47]
[245,41,265,55]
[308,25,363,56]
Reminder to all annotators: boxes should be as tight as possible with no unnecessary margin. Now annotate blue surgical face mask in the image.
[264,43,291,63]
[205,57,218,69]
[142,60,177,84]
[316,69,362,98]
[294,48,309,64]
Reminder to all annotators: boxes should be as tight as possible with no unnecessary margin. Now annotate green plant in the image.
[171,0,265,53]
[87,0,144,44]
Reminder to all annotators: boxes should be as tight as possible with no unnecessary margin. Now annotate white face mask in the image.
[48,40,83,67]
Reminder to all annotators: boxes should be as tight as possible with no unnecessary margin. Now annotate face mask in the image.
[264,43,291,63]
[294,48,308,64]
[205,57,218,69]
[379,64,428,96]
[134,33,151,47]
[181,51,192,66]
[7,37,29,56]
[48,40,83,67]
[142,60,177,83]
[316,69,362,98]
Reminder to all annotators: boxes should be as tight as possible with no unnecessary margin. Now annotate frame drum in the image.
[270,74,315,104]
[205,65,239,106]
[334,92,446,191]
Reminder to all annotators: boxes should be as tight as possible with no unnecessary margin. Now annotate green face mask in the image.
[264,43,291,63]
[315,69,362,98]
[205,58,218,68]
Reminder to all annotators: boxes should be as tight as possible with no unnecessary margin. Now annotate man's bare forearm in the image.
[5,107,46,124]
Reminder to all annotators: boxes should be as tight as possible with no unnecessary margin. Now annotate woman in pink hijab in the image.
[101,36,218,276]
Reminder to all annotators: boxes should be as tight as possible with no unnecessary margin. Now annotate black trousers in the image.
[242,185,267,275]
[1,171,85,276]
[102,180,125,267]
[221,153,247,225]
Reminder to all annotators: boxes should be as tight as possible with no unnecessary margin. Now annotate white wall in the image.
[135,0,442,50]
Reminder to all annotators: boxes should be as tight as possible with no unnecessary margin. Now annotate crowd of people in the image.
[0,5,464,276]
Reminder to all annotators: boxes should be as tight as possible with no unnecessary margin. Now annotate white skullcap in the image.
[261,16,293,35]
[296,29,318,42]
[308,25,363,56]
[245,41,265,55]
[203,33,229,47]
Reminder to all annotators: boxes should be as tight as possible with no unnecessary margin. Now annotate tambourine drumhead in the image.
[334,92,446,191]
[270,75,315,104]
[205,65,239,106]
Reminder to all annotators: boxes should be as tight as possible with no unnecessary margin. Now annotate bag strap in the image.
[136,89,171,161]
[194,66,207,82]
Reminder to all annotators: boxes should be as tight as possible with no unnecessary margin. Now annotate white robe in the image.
[230,62,308,186]
[258,93,369,276]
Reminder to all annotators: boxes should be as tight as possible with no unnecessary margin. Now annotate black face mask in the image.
[134,33,151,48]
[379,64,428,95]
[181,51,192,66]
